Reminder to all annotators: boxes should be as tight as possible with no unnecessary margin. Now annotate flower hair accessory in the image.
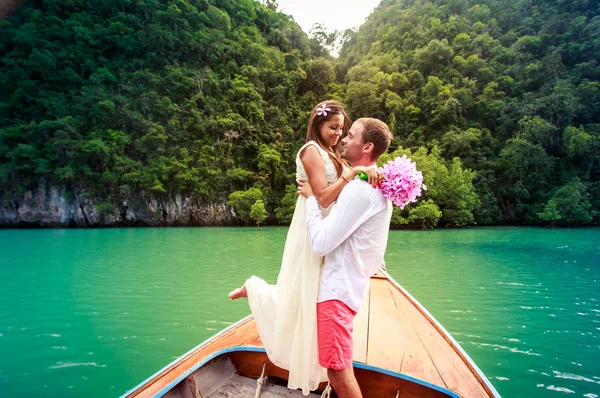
[316,103,331,117]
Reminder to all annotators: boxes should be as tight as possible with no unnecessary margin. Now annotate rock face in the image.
[1,183,240,228]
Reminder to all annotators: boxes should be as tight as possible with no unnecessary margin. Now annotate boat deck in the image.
[206,374,320,397]
[126,272,497,397]
[356,274,491,397]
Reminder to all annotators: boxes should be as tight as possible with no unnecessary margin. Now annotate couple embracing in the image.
[229,101,394,398]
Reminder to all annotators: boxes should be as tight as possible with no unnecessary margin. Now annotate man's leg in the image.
[317,300,360,398]
[327,366,362,398]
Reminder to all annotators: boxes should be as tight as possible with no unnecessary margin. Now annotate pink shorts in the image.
[317,300,357,370]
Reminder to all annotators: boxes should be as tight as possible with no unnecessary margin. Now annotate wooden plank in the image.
[207,374,321,397]
[230,351,451,398]
[178,377,194,398]
[352,283,370,363]
[191,355,236,397]
[127,318,262,397]
[386,285,446,388]
[227,350,330,392]
[162,389,184,398]
[366,278,406,371]
[185,376,197,398]
[390,286,489,397]
[353,366,453,398]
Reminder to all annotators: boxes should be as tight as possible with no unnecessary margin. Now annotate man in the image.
[298,118,393,398]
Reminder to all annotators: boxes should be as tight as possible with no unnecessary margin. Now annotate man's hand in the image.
[298,180,314,198]
[351,165,382,188]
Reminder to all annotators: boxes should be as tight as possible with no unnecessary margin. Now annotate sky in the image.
[275,0,381,34]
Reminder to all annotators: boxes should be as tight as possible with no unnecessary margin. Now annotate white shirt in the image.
[306,179,393,312]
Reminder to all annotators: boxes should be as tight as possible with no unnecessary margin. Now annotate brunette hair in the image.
[305,100,352,177]
[355,118,393,160]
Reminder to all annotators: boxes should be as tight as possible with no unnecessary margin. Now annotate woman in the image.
[228,101,378,395]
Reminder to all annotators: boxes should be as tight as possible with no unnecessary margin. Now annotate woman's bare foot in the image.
[228,285,247,300]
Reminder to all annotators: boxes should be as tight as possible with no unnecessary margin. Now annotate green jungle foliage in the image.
[250,198,267,228]
[1,0,599,227]
[339,0,600,226]
[0,0,323,223]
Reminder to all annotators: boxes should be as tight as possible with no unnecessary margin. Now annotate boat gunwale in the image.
[145,346,463,398]
[120,314,253,397]
[382,269,502,398]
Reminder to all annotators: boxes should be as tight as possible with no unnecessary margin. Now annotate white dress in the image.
[245,141,344,395]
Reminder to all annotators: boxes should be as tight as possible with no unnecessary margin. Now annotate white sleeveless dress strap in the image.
[295,141,339,184]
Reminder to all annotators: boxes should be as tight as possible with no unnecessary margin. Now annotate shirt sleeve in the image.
[305,181,373,257]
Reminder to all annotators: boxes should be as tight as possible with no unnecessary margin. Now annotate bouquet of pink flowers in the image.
[359,155,426,208]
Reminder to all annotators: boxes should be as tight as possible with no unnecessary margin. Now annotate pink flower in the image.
[378,155,426,209]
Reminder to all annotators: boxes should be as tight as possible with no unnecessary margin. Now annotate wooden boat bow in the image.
[122,271,501,398]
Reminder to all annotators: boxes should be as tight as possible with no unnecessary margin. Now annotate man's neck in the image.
[351,156,378,168]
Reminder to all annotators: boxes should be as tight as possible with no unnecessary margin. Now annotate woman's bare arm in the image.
[300,145,378,208]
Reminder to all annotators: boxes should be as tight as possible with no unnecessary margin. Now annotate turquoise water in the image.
[0,227,598,397]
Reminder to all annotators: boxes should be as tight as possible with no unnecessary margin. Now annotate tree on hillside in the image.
[250,199,267,229]
[538,179,595,226]
[381,146,479,227]
[228,187,264,223]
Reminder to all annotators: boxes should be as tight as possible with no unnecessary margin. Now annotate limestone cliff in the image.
[1,183,239,227]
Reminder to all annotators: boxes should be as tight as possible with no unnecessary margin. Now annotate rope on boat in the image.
[255,363,267,398]
[394,390,400,398]
[320,382,332,398]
